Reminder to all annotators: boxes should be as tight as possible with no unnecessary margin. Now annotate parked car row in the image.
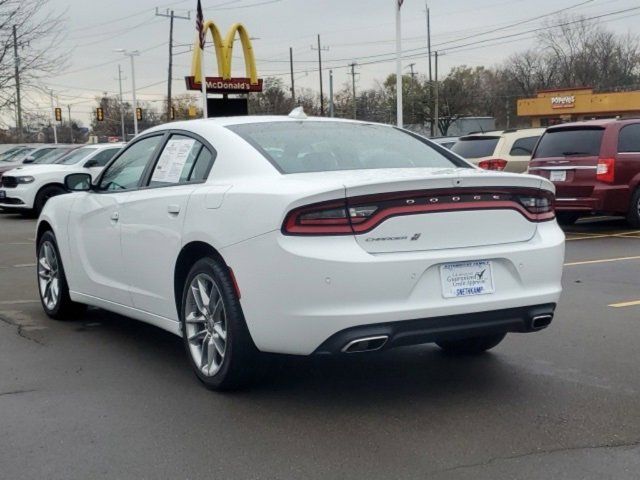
[0,143,124,216]
[441,118,640,226]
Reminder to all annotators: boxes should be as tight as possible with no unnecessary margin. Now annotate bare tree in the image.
[0,0,67,119]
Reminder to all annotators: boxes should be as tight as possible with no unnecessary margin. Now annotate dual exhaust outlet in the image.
[340,314,553,353]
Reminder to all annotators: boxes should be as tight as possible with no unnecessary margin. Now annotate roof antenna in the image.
[288,106,307,120]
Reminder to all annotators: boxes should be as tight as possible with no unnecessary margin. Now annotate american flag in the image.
[196,0,205,49]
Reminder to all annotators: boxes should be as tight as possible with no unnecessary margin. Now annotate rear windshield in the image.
[533,128,604,158]
[227,121,468,174]
[451,137,499,158]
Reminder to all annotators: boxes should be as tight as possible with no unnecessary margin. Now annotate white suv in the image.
[451,128,545,173]
[0,143,124,215]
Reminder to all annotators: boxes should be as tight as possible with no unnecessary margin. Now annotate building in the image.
[517,87,640,127]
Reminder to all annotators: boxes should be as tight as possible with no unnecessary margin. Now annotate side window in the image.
[618,124,640,153]
[98,136,163,191]
[149,134,214,187]
[509,136,540,156]
[88,148,121,167]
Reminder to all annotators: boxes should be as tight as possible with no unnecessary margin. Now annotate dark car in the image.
[528,119,640,226]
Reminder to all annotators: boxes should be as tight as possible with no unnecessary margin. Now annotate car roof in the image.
[546,118,640,131]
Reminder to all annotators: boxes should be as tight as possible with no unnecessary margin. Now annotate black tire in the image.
[34,184,66,216]
[180,257,257,391]
[626,189,640,228]
[37,231,86,320]
[556,212,580,226]
[436,333,506,355]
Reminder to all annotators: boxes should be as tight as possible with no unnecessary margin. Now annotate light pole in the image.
[116,49,140,136]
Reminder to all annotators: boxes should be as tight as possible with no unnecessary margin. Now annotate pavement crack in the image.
[435,439,640,474]
[0,313,45,346]
[0,389,37,397]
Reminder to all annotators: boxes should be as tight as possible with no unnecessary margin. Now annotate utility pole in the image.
[117,64,126,141]
[407,63,417,80]
[329,70,335,117]
[13,25,23,142]
[156,8,190,121]
[426,2,433,135]
[395,0,403,128]
[116,49,140,136]
[348,62,358,119]
[311,35,328,116]
[67,105,73,143]
[49,90,58,144]
[289,47,295,103]
[434,51,439,136]
[506,97,510,129]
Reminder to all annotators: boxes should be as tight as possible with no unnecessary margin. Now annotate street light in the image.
[115,49,140,136]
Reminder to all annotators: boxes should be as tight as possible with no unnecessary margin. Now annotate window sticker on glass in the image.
[152,138,197,183]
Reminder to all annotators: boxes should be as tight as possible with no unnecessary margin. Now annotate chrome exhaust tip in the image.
[341,335,389,353]
[531,314,553,330]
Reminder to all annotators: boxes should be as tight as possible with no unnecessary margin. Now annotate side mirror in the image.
[22,157,35,164]
[84,159,98,168]
[65,173,92,192]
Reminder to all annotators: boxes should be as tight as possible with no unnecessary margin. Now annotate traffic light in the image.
[170,107,176,120]
[136,108,143,121]
[54,107,62,122]
[96,107,104,121]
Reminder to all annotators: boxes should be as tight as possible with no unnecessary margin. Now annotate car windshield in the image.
[227,121,468,174]
[451,137,500,158]
[56,147,96,165]
[533,128,604,158]
[33,148,75,164]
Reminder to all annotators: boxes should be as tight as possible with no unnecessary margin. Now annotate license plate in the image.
[550,170,566,182]
[440,260,495,298]
[0,190,5,199]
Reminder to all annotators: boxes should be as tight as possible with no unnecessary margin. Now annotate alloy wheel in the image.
[38,241,60,310]
[184,273,228,376]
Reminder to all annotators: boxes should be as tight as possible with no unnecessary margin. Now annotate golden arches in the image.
[191,21,258,85]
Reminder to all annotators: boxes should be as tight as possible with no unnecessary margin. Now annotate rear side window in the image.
[509,136,540,156]
[533,128,604,158]
[618,124,640,153]
[451,137,499,159]
[149,135,214,187]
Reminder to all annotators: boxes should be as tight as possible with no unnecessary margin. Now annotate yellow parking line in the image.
[609,300,640,308]
[564,255,640,266]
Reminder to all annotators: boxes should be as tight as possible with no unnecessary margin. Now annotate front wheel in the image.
[34,185,66,216]
[556,212,580,226]
[436,333,506,355]
[180,257,257,391]
[37,231,86,319]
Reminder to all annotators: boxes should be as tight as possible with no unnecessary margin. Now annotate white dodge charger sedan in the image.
[36,113,564,390]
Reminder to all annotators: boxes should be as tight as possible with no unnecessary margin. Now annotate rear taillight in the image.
[283,189,555,236]
[596,157,615,183]
[478,159,507,171]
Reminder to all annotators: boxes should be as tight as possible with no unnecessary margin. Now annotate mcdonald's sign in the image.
[185,21,263,94]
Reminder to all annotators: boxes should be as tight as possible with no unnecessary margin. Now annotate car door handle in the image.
[110,212,119,222]
[167,204,181,215]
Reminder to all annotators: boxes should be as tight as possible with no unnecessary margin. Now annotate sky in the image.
[14,0,640,125]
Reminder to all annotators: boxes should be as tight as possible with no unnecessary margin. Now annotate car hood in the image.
[2,164,80,177]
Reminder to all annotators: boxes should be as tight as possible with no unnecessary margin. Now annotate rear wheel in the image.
[180,257,257,390]
[37,231,86,319]
[34,184,66,216]
[556,212,580,226]
[626,189,640,228]
[436,333,506,355]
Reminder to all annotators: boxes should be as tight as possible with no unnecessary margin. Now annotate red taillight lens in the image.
[283,189,555,235]
[596,157,615,183]
[478,159,507,171]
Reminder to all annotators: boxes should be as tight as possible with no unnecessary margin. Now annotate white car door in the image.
[119,133,215,320]
[67,135,165,306]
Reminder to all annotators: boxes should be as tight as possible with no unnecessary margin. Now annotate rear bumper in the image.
[555,184,629,215]
[314,303,556,354]
[222,221,565,355]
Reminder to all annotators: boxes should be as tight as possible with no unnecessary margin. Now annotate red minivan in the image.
[529,119,640,226]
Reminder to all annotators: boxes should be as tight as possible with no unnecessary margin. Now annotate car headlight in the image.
[15,176,35,184]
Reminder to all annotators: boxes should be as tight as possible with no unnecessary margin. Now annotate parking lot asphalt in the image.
[1,213,639,480]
